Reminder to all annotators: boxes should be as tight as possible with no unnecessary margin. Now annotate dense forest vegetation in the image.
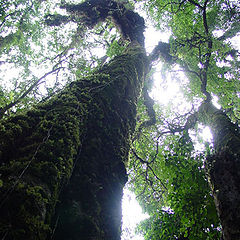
[0,0,239,239]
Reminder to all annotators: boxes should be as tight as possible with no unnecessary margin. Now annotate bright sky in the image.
[121,188,149,240]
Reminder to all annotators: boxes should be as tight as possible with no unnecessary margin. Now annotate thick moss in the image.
[0,44,148,240]
[206,151,240,240]
[52,45,148,240]
[0,78,91,239]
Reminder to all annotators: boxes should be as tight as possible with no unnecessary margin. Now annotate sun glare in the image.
[201,126,213,142]
[150,67,181,105]
[121,188,149,240]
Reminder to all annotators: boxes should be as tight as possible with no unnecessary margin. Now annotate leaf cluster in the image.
[141,0,240,121]
[0,0,127,118]
[129,121,220,239]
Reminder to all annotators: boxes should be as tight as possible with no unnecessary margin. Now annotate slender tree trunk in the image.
[199,102,240,240]
[0,44,148,240]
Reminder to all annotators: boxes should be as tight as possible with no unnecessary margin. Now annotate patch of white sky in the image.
[121,188,149,240]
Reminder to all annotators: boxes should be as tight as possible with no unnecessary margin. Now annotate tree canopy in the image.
[0,0,240,239]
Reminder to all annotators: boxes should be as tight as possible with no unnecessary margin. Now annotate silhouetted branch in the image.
[149,41,173,64]
[46,0,145,45]
[45,14,71,26]
[0,67,62,119]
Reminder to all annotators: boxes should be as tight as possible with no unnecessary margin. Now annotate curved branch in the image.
[149,41,173,64]
[187,0,204,9]
[46,0,145,45]
[0,67,62,119]
[134,87,156,141]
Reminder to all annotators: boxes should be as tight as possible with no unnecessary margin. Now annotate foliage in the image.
[129,102,220,239]
[128,0,240,239]
[140,0,240,120]
[0,0,124,118]
[1,0,240,239]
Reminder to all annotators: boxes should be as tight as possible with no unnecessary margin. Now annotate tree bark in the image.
[199,102,240,240]
[0,44,148,240]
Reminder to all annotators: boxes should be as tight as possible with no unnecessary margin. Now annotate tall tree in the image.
[0,0,240,239]
[199,102,240,240]
[0,0,149,239]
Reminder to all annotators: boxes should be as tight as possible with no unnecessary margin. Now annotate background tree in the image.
[129,0,240,239]
[0,0,103,119]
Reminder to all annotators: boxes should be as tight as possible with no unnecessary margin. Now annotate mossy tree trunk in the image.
[0,44,148,240]
[199,102,240,240]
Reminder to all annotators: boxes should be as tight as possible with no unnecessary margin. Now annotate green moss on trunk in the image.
[0,80,91,239]
[52,44,148,240]
[199,102,240,240]
[0,44,148,240]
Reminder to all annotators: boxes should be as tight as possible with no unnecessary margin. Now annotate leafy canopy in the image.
[1,0,240,239]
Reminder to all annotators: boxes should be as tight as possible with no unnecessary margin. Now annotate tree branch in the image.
[46,0,145,46]
[0,67,62,119]
[200,0,212,102]
[44,14,71,26]
[131,148,167,190]
[217,22,240,41]
[149,41,173,64]
[187,0,204,9]
[133,87,156,142]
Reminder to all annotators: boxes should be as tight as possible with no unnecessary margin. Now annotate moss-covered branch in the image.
[45,0,145,46]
